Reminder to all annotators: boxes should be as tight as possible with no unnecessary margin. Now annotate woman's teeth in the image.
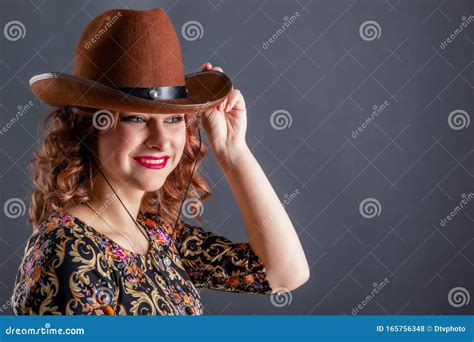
[142,158,164,164]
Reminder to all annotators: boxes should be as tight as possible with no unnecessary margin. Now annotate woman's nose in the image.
[145,124,171,151]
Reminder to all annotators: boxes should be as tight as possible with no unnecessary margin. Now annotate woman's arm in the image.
[214,142,310,292]
[200,62,310,292]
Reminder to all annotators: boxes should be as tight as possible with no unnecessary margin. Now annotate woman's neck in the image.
[87,173,146,233]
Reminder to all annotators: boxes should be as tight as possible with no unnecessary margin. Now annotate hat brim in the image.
[29,70,232,114]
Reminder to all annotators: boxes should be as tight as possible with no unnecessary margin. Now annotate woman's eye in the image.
[166,115,184,124]
[120,115,146,123]
[119,114,184,124]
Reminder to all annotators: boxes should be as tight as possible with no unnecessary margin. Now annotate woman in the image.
[12,8,309,315]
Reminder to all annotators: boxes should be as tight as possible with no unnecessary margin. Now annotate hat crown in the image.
[73,8,185,88]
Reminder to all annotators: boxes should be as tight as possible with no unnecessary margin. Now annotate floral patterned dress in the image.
[11,213,273,315]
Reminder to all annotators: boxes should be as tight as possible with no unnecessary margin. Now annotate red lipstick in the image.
[133,155,169,170]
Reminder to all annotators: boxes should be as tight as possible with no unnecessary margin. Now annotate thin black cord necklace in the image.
[96,167,149,241]
[90,126,202,315]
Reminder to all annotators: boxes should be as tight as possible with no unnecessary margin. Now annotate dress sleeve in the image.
[172,221,273,294]
[12,222,117,315]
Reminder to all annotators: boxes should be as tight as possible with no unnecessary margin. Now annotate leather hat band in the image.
[118,85,188,100]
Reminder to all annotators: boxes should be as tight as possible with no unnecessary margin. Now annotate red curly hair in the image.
[28,106,212,231]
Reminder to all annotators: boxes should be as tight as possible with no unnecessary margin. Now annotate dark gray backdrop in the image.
[0,0,472,315]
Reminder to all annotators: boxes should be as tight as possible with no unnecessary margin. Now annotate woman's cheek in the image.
[98,129,135,167]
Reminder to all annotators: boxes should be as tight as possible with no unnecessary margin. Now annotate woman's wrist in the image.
[213,140,251,170]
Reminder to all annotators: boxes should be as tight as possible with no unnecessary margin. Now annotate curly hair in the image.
[28,106,212,231]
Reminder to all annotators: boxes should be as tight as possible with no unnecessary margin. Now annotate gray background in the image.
[0,0,472,315]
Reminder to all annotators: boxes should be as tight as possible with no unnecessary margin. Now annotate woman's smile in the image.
[133,155,170,170]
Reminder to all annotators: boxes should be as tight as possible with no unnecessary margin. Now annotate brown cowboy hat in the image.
[29,8,233,114]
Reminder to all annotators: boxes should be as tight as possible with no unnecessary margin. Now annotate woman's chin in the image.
[133,180,165,192]
[122,170,168,192]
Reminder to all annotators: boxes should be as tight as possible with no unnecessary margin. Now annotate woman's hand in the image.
[199,63,248,160]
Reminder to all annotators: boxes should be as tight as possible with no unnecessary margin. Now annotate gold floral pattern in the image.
[11,213,273,315]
